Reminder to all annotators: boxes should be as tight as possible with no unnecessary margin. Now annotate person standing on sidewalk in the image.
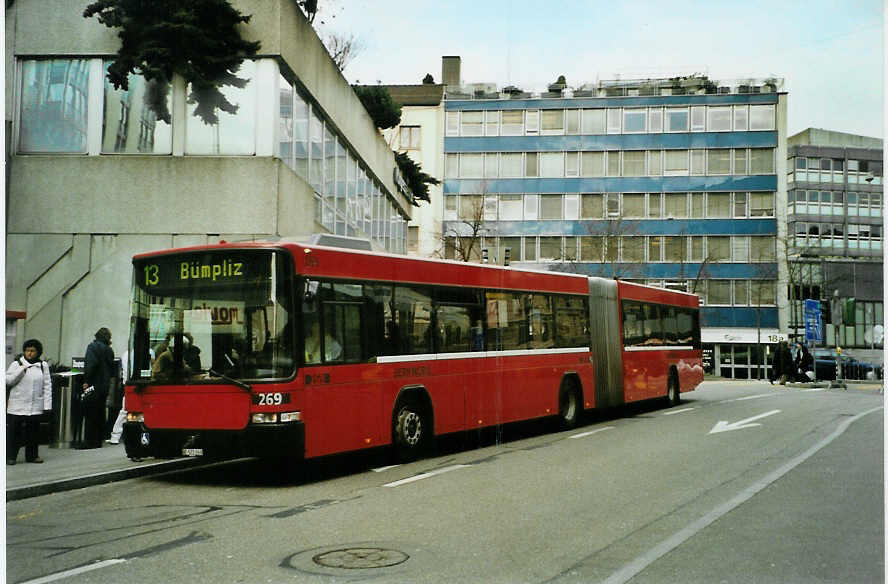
[82,327,114,449]
[6,339,52,464]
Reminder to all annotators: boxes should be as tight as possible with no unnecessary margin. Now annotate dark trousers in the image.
[7,414,41,461]
[81,396,107,448]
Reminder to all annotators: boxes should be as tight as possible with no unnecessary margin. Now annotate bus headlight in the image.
[251,413,277,424]
[250,411,301,424]
[126,412,144,423]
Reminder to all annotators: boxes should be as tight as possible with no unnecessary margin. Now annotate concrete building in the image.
[786,128,883,365]
[433,59,786,379]
[382,81,446,258]
[5,0,414,365]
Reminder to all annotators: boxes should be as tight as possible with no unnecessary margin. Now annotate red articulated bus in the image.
[122,241,702,462]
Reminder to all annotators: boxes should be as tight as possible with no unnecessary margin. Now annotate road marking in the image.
[20,559,127,584]
[383,464,468,487]
[598,405,883,584]
[709,410,781,434]
[570,426,616,439]
[371,465,401,473]
[727,393,779,402]
[662,408,696,416]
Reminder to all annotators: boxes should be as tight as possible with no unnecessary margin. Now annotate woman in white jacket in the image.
[6,339,52,464]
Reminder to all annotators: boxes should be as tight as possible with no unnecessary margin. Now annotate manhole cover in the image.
[313,547,409,569]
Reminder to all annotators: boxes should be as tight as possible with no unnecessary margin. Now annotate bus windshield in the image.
[129,249,295,384]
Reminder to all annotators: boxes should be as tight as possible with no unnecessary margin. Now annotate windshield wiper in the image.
[209,369,252,392]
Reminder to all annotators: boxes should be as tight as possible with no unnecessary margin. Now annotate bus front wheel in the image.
[394,401,430,462]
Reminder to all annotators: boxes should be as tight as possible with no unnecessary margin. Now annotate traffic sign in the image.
[804,299,823,343]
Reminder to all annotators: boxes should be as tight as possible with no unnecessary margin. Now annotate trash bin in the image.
[50,371,82,448]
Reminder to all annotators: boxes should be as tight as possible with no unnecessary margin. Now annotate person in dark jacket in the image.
[82,327,115,449]
[769,340,793,385]
[794,343,814,382]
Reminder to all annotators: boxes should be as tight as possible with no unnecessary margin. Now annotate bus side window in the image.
[322,302,362,363]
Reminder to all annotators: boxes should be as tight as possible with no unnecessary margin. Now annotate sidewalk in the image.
[4,442,204,501]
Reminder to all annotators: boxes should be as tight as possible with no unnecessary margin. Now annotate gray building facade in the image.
[5,0,414,365]
[786,128,883,365]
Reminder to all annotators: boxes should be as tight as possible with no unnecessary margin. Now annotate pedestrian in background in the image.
[6,339,52,464]
[769,340,792,385]
[107,350,128,445]
[82,327,114,449]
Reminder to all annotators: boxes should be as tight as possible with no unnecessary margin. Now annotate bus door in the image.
[301,281,384,457]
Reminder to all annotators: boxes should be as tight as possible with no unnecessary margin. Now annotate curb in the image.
[6,457,207,501]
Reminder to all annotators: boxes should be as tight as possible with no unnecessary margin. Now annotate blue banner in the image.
[804,299,823,343]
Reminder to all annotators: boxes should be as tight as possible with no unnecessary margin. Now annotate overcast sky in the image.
[321,0,884,139]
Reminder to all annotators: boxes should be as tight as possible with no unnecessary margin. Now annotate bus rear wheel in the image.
[667,373,681,407]
[394,401,430,462]
[558,380,581,430]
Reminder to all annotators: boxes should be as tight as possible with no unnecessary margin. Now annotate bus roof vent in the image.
[307,233,373,251]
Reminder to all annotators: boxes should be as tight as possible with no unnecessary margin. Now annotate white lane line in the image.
[662,408,696,416]
[599,405,883,584]
[728,393,779,402]
[371,465,401,473]
[21,559,127,584]
[383,464,469,487]
[570,426,616,439]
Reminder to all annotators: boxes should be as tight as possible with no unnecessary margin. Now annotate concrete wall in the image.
[789,128,883,149]
[4,0,406,364]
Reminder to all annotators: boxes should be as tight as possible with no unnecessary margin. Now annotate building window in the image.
[565,110,580,134]
[399,126,421,149]
[459,153,483,178]
[525,110,539,134]
[733,105,748,131]
[648,193,662,218]
[606,151,621,176]
[751,236,776,261]
[623,151,646,176]
[407,226,419,252]
[500,153,522,177]
[580,236,603,261]
[623,109,647,133]
[734,148,748,174]
[750,148,775,174]
[525,152,538,177]
[186,60,257,154]
[707,193,731,217]
[460,111,483,136]
[446,111,459,136]
[581,194,604,219]
[606,108,621,133]
[582,109,605,134]
[445,153,459,178]
[690,106,705,132]
[708,236,731,261]
[541,109,564,134]
[485,111,500,136]
[539,236,562,260]
[708,280,732,304]
[483,153,498,178]
[690,150,705,175]
[539,195,563,220]
[565,151,579,177]
[649,108,663,133]
[708,149,732,174]
[581,151,605,177]
[499,194,523,220]
[102,63,172,154]
[501,110,523,135]
[749,104,775,130]
[664,150,689,175]
[539,152,564,177]
[750,192,775,217]
[649,150,662,175]
[19,59,91,153]
[622,193,645,218]
[707,106,732,132]
[665,107,689,132]
[665,193,687,218]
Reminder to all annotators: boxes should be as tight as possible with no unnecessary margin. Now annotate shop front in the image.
[703,328,787,380]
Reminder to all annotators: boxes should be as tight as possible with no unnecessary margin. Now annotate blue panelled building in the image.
[436,58,787,379]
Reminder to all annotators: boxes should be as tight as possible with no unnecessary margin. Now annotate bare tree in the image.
[322,31,363,71]
[583,217,645,280]
[439,194,488,262]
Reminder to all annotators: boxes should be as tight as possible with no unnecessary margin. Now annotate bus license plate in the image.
[182,448,203,457]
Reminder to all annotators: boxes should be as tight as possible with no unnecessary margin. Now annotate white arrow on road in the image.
[709,409,781,434]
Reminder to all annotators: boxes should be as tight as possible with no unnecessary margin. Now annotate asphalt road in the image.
[6,381,883,584]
